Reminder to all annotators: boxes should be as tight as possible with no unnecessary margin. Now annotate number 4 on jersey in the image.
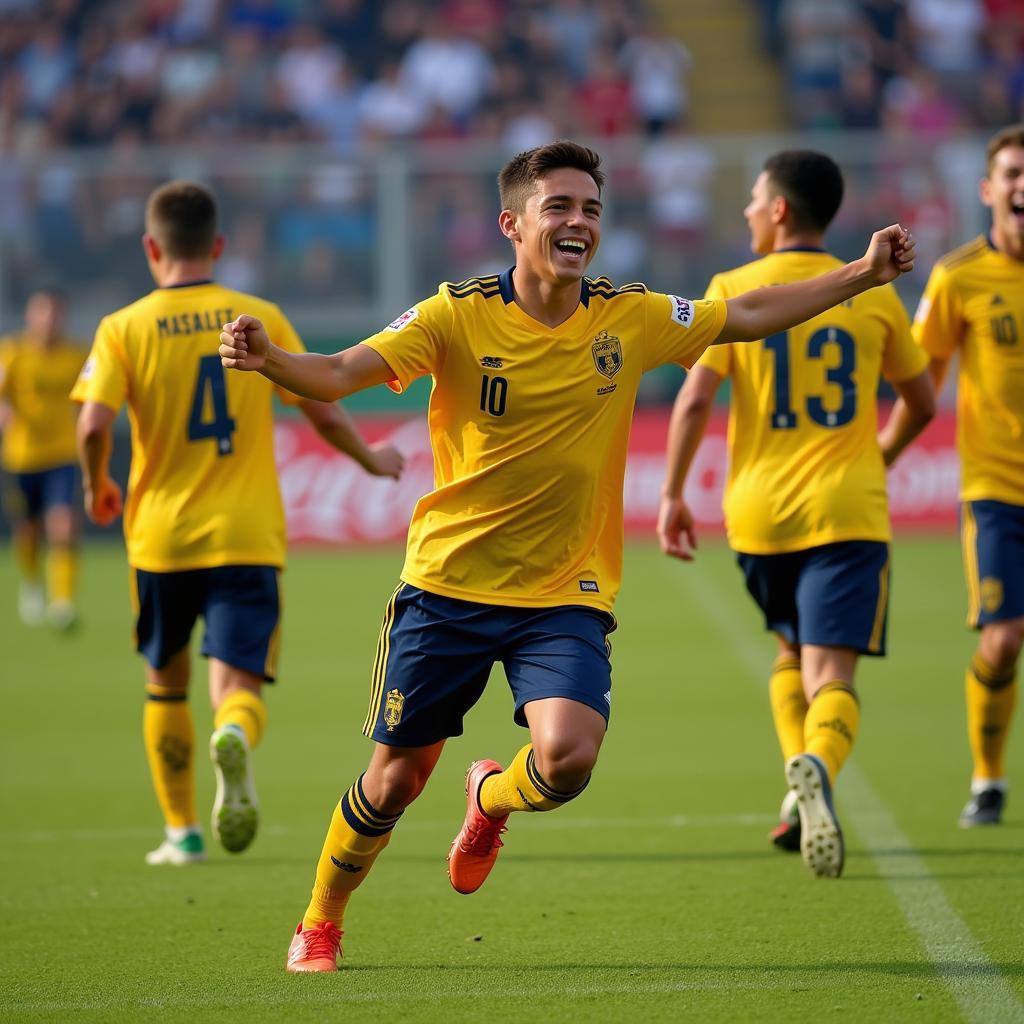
[188,354,237,455]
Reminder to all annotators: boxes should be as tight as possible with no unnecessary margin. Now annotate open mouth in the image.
[554,238,588,260]
[1012,200,1024,216]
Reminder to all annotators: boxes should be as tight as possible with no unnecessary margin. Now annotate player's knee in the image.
[980,624,1024,675]
[367,761,429,815]
[532,740,599,794]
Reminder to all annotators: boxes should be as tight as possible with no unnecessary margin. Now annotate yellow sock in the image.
[14,531,40,583]
[480,743,589,817]
[303,775,401,929]
[214,689,267,749]
[804,682,860,781]
[46,545,78,604]
[966,655,1017,781]
[143,683,197,829]
[769,656,808,762]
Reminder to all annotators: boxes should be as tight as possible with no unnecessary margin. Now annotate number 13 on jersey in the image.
[764,327,857,430]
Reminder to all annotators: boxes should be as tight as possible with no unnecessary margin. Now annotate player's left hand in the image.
[365,442,405,480]
[657,495,698,561]
[862,224,915,285]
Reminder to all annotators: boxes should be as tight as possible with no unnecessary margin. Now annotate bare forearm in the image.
[662,394,714,498]
[302,400,375,468]
[720,259,875,344]
[879,403,930,466]
[79,426,111,491]
[262,347,350,402]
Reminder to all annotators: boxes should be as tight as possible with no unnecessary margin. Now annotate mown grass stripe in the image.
[661,556,1024,1024]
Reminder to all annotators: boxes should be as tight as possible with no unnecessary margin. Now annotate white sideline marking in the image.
[660,555,1024,1024]
[1,813,773,844]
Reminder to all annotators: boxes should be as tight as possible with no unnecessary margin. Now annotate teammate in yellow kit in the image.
[890,124,1024,827]
[657,150,934,878]
[218,140,916,969]
[0,290,86,629]
[72,181,404,866]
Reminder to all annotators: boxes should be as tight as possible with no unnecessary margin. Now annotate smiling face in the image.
[500,166,602,286]
[982,143,1024,259]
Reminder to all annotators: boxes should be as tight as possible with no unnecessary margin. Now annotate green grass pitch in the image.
[2,537,1022,1023]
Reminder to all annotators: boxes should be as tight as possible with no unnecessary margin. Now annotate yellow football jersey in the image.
[71,282,304,572]
[0,334,85,473]
[361,269,726,611]
[698,249,927,554]
[912,236,1024,506]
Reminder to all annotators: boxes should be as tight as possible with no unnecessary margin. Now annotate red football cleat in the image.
[447,759,508,895]
[286,921,343,973]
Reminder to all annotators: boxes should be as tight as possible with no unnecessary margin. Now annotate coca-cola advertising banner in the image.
[276,409,961,545]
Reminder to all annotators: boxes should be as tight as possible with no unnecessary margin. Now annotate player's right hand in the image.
[220,314,270,371]
[85,476,123,526]
[657,495,698,561]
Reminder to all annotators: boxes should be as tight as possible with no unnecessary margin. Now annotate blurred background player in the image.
[657,150,934,878]
[890,124,1024,828]
[0,289,86,630]
[219,139,916,969]
[72,180,404,866]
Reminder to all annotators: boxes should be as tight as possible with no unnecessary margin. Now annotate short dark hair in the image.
[145,180,219,259]
[986,123,1024,172]
[763,150,844,233]
[498,140,605,213]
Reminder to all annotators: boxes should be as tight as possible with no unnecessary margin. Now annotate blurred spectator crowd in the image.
[0,0,693,154]
[766,0,1024,134]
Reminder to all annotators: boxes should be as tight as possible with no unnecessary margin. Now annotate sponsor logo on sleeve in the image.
[385,307,418,332]
[913,296,930,324]
[78,356,95,380]
[668,295,694,328]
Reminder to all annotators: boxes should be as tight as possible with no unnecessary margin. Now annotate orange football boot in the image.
[447,759,509,894]
[286,921,343,973]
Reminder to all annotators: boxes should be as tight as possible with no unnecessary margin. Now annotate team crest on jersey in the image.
[591,331,622,378]
[980,577,1004,614]
[668,295,694,327]
[383,689,405,731]
[385,307,418,332]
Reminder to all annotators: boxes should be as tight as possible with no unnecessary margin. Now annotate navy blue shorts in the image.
[362,584,617,747]
[737,541,891,655]
[961,500,1024,628]
[131,565,281,680]
[7,463,78,519]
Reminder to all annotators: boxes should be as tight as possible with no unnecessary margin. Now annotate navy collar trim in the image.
[776,245,827,254]
[497,266,591,307]
[161,279,214,289]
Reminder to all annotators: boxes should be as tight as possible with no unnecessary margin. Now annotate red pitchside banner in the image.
[275,409,961,545]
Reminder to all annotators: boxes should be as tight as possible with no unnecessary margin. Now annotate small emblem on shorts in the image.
[383,689,405,731]
[980,577,1004,614]
[579,580,599,593]
[604,691,611,706]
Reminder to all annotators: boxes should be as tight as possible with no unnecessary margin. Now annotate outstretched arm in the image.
[716,225,915,345]
[879,358,943,467]
[219,315,397,402]
[298,399,405,479]
[76,400,123,526]
[657,365,723,561]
